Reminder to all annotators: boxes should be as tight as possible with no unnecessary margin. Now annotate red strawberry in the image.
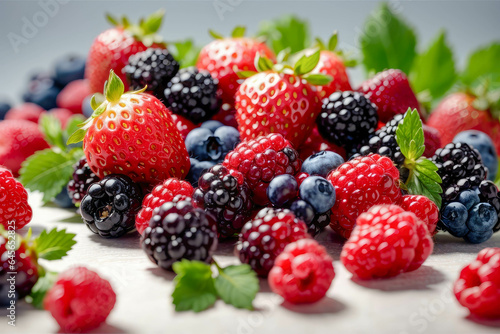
[211,104,238,128]
[313,50,352,98]
[48,108,73,128]
[422,124,442,157]
[428,93,500,155]
[197,27,275,105]
[85,11,166,94]
[56,79,91,114]
[69,70,190,185]
[5,103,45,123]
[358,69,421,123]
[171,114,197,140]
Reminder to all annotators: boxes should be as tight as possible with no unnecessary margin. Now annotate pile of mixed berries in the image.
[1,7,500,333]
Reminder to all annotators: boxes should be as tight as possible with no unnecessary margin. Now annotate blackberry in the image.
[193,165,253,238]
[316,91,378,150]
[163,67,221,124]
[289,199,331,236]
[141,196,218,270]
[478,180,500,232]
[80,175,142,238]
[123,48,179,97]
[67,157,100,205]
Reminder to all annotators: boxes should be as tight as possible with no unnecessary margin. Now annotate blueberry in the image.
[467,202,498,233]
[299,176,336,213]
[440,202,469,237]
[0,101,11,120]
[53,187,75,208]
[82,95,94,118]
[200,120,224,132]
[465,229,494,244]
[187,159,216,187]
[54,55,86,87]
[214,126,240,154]
[267,174,298,207]
[289,199,315,224]
[454,130,498,181]
[23,72,60,110]
[185,127,223,162]
[458,190,480,210]
[301,151,344,177]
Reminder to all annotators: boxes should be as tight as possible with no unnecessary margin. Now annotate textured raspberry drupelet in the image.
[135,178,193,235]
[454,247,500,318]
[193,165,253,238]
[67,157,100,206]
[269,239,334,304]
[44,267,116,333]
[341,205,433,279]
[236,208,310,277]
[327,154,402,239]
[223,133,301,206]
[141,196,218,270]
[0,168,32,229]
[398,195,439,235]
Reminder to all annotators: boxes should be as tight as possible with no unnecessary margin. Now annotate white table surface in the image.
[1,192,500,334]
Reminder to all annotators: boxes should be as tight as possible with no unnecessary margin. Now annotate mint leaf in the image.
[39,114,65,151]
[411,31,456,100]
[34,228,77,260]
[395,109,425,160]
[172,260,217,312]
[360,3,417,74]
[215,264,258,310]
[257,15,310,54]
[294,49,320,76]
[408,158,443,208]
[169,39,200,68]
[25,272,58,309]
[462,42,500,86]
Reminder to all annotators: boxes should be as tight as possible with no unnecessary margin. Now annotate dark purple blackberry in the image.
[80,175,142,238]
[478,180,500,232]
[192,165,253,238]
[316,91,378,150]
[67,157,100,205]
[289,199,331,236]
[163,67,221,124]
[123,48,180,97]
[141,196,218,270]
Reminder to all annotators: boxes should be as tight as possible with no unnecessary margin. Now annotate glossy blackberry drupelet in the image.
[67,157,100,205]
[123,48,179,97]
[80,175,142,238]
[141,196,218,270]
[316,91,378,151]
[163,67,221,124]
[193,165,253,238]
[432,142,488,202]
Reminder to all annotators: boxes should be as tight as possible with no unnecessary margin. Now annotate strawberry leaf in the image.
[209,30,224,40]
[39,114,65,151]
[237,71,258,79]
[257,15,310,54]
[26,271,58,309]
[327,31,338,52]
[462,42,500,86]
[141,9,164,34]
[303,73,332,86]
[214,264,258,310]
[34,228,77,260]
[105,70,124,103]
[169,39,200,68]
[231,26,246,38]
[255,54,274,72]
[294,49,320,76]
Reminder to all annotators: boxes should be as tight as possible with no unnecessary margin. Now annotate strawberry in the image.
[235,51,330,148]
[428,92,500,155]
[67,70,190,185]
[48,108,73,128]
[56,79,91,114]
[85,11,166,94]
[5,103,45,123]
[171,114,197,140]
[196,27,275,105]
[358,69,421,123]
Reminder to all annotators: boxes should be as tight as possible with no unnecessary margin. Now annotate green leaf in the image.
[66,128,87,145]
[172,260,217,312]
[231,26,246,38]
[395,109,425,159]
[257,15,310,55]
[26,272,58,309]
[294,49,320,76]
[360,2,417,74]
[462,42,500,86]
[328,31,338,52]
[104,70,124,103]
[408,158,443,209]
[63,115,86,148]
[209,30,224,40]
[90,94,104,110]
[34,228,77,260]
[39,114,65,151]
[411,31,456,100]
[19,148,82,204]
[255,55,274,72]
[215,264,259,310]
[237,71,258,79]
[169,39,201,68]
[105,13,119,26]
[303,73,333,86]
[141,9,165,34]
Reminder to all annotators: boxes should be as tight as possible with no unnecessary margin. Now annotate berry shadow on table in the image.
[466,314,500,328]
[88,231,141,250]
[432,233,500,255]
[281,296,346,315]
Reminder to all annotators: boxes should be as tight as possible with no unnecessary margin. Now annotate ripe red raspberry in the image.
[269,239,335,304]
[454,247,500,318]
[4,103,45,123]
[398,195,439,235]
[135,178,194,235]
[237,208,310,277]
[327,154,402,239]
[44,267,116,333]
[223,133,301,206]
[341,205,433,279]
[0,168,32,229]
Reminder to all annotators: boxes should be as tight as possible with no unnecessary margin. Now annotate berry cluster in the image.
[67,157,100,206]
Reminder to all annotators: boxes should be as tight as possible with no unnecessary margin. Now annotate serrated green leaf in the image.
[328,31,338,52]
[415,158,442,184]
[169,39,200,68]
[172,260,217,312]
[34,228,77,260]
[255,55,274,72]
[407,161,443,209]
[215,264,258,310]
[257,15,310,55]
[209,30,224,40]
[303,73,333,86]
[294,49,320,76]
[395,109,424,159]
[411,31,456,100]
[231,26,246,38]
[360,3,417,74]
[462,42,500,86]
[25,272,58,309]
[39,114,65,151]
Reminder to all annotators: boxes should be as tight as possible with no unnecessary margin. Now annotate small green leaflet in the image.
[168,39,200,68]
[34,228,77,260]
[328,31,338,52]
[294,49,320,76]
[303,73,332,86]
[255,55,274,72]
[105,70,125,103]
[39,114,65,151]
[462,42,500,86]
[214,264,259,310]
[231,26,246,38]
[257,15,310,55]
[25,272,58,309]
[237,71,258,79]
[209,30,224,40]
[395,109,425,160]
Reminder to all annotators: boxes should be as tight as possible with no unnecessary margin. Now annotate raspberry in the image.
[236,208,310,276]
[44,267,116,333]
[135,178,194,235]
[0,168,32,230]
[193,165,253,238]
[454,247,500,318]
[141,196,218,270]
[67,157,100,206]
[341,205,433,279]
[327,154,402,239]
[223,133,302,206]
[269,239,335,304]
[398,195,439,235]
